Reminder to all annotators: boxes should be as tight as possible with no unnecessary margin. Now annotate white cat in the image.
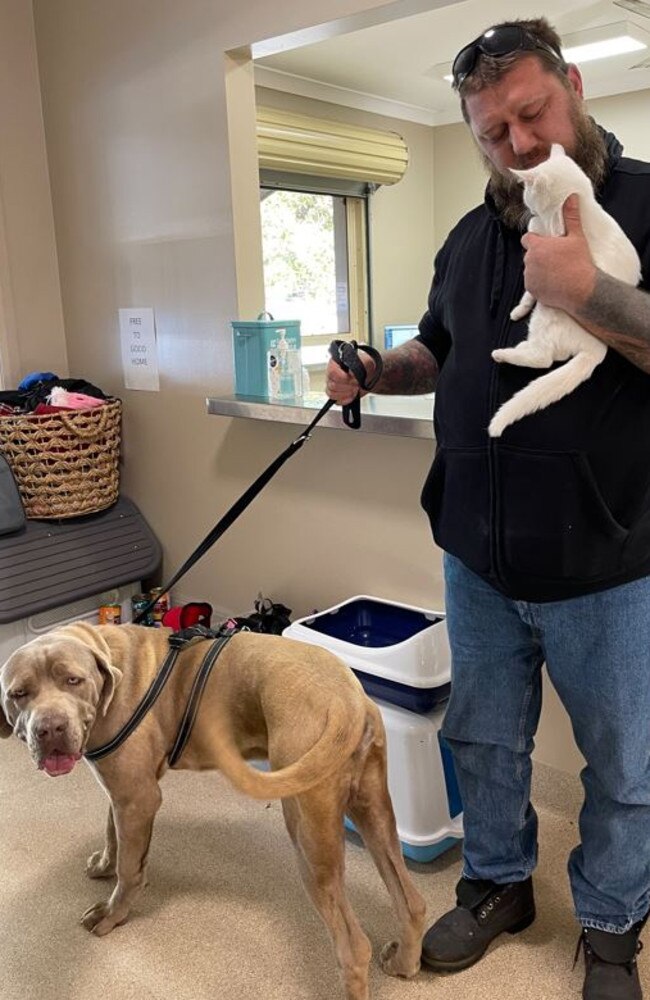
[488,143,641,438]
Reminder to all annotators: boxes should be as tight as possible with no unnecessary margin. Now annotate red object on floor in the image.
[162,602,212,630]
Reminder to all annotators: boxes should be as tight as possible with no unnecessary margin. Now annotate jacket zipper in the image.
[488,231,525,592]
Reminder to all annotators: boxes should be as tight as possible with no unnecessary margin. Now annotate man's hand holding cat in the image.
[520,194,597,316]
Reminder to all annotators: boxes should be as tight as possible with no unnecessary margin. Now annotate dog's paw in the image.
[86,851,116,879]
[379,940,420,979]
[81,901,127,936]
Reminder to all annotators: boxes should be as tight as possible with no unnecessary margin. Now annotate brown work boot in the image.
[421,875,535,972]
[578,922,645,999]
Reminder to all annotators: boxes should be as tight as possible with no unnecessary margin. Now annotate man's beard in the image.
[483,103,608,230]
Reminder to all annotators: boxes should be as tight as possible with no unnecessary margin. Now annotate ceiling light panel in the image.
[561,20,649,63]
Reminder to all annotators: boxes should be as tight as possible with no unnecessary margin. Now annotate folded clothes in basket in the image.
[47,387,105,409]
[0,374,108,414]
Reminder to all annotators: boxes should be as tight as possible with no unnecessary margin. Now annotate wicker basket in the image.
[0,398,122,519]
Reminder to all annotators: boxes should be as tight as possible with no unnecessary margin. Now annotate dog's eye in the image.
[9,690,27,700]
[66,677,83,686]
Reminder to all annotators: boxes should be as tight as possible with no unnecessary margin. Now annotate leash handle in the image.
[328,340,383,429]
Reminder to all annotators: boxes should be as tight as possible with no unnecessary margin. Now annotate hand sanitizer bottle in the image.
[277,331,295,400]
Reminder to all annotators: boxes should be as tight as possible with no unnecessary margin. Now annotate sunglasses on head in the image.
[452,23,564,89]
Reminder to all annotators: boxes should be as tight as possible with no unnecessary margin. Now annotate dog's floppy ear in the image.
[93,653,122,717]
[57,623,123,716]
[0,701,12,738]
[0,661,14,737]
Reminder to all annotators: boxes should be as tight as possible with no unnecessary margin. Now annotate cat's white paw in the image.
[488,414,505,437]
[510,304,529,321]
[492,348,515,363]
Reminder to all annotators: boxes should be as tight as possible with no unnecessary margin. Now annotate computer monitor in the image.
[384,324,418,349]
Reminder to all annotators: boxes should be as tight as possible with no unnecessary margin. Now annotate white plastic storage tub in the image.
[347,698,463,862]
[0,583,140,666]
[284,595,451,712]
[255,697,464,863]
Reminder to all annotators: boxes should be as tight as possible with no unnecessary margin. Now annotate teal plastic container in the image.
[231,317,301,397]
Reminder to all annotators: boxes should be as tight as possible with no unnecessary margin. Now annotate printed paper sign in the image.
[119,308,160,391]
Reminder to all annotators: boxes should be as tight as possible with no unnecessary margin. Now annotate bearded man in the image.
[325,17,650,1000]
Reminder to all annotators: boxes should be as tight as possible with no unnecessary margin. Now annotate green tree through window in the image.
[261,190,339,335]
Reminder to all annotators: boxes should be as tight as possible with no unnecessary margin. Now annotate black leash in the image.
[133,340,383,624]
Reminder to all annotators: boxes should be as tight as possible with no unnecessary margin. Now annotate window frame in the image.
[259,175,370,350]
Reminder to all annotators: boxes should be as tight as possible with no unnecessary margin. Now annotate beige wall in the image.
[589,89,650,161]
[256,87,436,339]
[29,0,443,624]
[7,0,646,774]
[0,0,67,386]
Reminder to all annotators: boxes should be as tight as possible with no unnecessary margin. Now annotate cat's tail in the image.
[488,350,604,437]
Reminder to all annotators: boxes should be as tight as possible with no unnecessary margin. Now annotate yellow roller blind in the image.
[256,106,409,187]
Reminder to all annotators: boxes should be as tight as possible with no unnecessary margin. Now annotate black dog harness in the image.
[85,628,231,766]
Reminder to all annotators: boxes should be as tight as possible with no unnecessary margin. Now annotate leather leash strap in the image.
[133,340,383,624]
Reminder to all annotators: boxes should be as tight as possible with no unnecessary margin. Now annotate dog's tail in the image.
[488,350,604,437]
[211,695,369,800]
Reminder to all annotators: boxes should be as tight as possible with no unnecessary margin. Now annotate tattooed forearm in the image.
[372,340,440,395]
[576,271,650,374]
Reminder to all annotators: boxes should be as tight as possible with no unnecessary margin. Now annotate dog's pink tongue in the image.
[41,754,79,777]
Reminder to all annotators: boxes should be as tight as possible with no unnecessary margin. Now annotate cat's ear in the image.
[509,166,529,184]
[550,143,566,159]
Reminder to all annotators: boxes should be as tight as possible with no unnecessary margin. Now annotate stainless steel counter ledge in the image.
[206,393,435,440]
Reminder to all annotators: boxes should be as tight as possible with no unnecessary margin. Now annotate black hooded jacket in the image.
[417,131,650,601]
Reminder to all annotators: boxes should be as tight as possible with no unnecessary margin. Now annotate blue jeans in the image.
[442,552,650,933]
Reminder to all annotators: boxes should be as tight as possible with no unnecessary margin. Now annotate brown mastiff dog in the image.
[0,622,426,1000]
